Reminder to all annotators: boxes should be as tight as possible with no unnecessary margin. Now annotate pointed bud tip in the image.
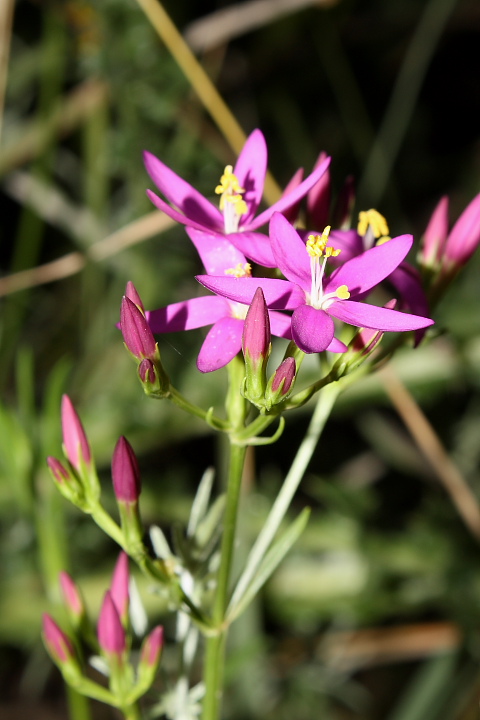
[97,591,126,656]
[42,614,75,663]
[112,436,141,503]
[61,395,91,471]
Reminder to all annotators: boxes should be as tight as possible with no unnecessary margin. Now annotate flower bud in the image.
[98,591,126,657]
[420,196,449,269]
[120,296,157,361]
[59,571,85,622]
[125,281,145,313]
[242,287,271,405]
[137,626,164,690]
[265,357,296,409]
[280,168,304,223]
[61,395,91,472]
[47,456,72,484]
[112,437,141,504]
[110,552,130,625]
[444,192,480,268]
[42,614,76,664]
[47,456,85,506]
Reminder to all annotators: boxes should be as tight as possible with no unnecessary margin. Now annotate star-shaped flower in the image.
[197,213,434,354]
[145,228,292,372]
[144,129,330,268]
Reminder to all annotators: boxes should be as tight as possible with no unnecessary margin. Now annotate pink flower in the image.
[61,395,91,472]
[422,193,480,272]
[144,129,330,268]
[145,228,292,372]
[198,213,434,354]
[59,571,85,619]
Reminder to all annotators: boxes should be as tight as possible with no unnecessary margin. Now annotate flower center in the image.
[215,165,248,233]
[224,262,252,278]
[357,209,391,248]
[306,227,350,309]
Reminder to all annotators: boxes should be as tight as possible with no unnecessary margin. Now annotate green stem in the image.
[202,441,247,720]
[168,386,228,431]
[228,381,341,615]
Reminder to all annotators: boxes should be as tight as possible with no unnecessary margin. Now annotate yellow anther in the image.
[376,235,391,245]
[224,193,248,216]
[358,209,389,239]
[215,165,248,215]
[335,285,350,300]
[306,226,340,259]
[225,263,252,278]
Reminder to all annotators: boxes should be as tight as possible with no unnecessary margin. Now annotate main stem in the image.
[202,441,247,720]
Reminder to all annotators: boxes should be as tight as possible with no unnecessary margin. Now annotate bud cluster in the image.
[42,553,163,712]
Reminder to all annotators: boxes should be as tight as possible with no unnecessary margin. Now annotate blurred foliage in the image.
[1,0,480,718]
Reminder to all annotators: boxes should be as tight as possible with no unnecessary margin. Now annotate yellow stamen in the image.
[357,209,389,239]
[215,165,248,215]
[335,285,350,300]
[225,263,252,278]
[306,226,340,258]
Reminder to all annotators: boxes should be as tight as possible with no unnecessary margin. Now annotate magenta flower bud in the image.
[110,552,129,623]
[271,357,296,395]
[307,151,331,230]
[242,287,271,364]
[61,395,92,472]
[112,436,141,504]
[421,196,449,267]
[242,287,271,406]
[120,296,157,361]
[42,613,76,664]
[59,571,85,619]
[97,591,126,656]
[140,625,164,668]
[265,357,296,409]
[444,192,480,267]
[138,358,156,384]
[125,281,145,313]
[47,456,71,484]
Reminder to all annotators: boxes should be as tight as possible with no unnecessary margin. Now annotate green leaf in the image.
[227,507,310,623]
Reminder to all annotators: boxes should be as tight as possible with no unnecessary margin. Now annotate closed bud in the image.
[265,357,296,409]
[61,395,92,472]
[47,456,85,506]
[97,591,126,658]
[112,437,141,504]
[444,192,480,269]
[42,614,76,665]
[59,571,85,622]
[121,296,157,361]
[125,281,145,313]
[420,196,449,269]
[136,626,164,692]
[242,288,271,405]
[307,151,331,230]
[110,552,130,625]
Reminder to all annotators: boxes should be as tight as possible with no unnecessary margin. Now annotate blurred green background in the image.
[2,0,480,718]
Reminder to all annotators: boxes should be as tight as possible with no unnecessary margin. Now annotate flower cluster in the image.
[123,128,480,385]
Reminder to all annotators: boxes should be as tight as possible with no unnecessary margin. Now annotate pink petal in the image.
[269,310,293,340]
[248,156,331,230]
[269,213,311,289]
[144,152,223,229]
[226,230,276,267]
[146,189,221,233]
[146,296,229,333]
[422,196,449,265]
[234,129,268,225]
[445,192,480,265]
[186,227,246,275]
[388,264,429,318]
[306,151,331,230]
[196,275,305,310]
[281,167,304,223]
[326,234,413,297]
[327,337,348,353]
[197,317,244,372]
[328,299,434,332]
[291,305,335,353]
